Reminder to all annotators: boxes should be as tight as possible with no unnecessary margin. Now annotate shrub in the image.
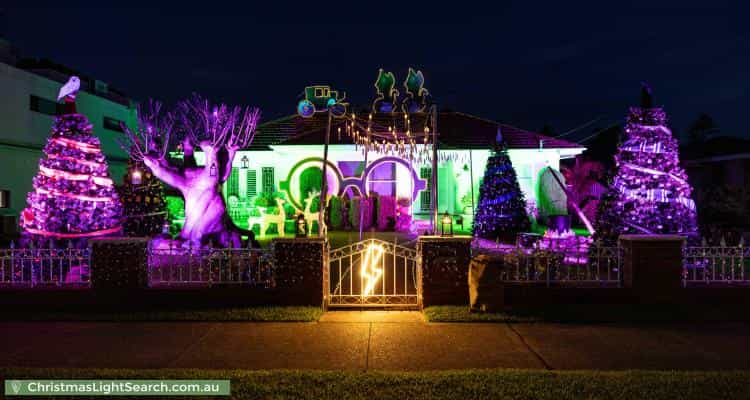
[329,196,343,229]
[350,196,373,230]
[377,195,396,230]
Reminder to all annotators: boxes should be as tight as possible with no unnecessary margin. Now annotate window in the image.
[227,167,240,196]
[420,167,432,212]
[0,189,9,209]
[368,162,396,196]
[103,116,125,132]
[29,95,62,116]
[262,167,275,193]
[246,169,257,197]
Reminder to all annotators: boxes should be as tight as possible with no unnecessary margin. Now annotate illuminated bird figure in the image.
[57,76,81,114]
[57,76,81,102]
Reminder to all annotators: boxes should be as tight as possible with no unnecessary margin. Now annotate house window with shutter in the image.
[420,167,431,212]
[246,169,257,198]
[227,167,240,197]
[262,167,275,193]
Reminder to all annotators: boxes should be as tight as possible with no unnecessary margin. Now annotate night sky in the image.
[4,1,749,142]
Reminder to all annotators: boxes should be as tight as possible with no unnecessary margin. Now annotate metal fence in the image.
[683,244,750,286]
[496,245,622,286]
[0,243,91,287]
[472,238,622,287]
[148,244,274,287]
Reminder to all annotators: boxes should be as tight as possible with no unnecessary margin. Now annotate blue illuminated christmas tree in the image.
[473,135,530,241]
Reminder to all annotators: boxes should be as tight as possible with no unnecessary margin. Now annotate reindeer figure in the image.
[302,190,330,235]
[248,198,286,237]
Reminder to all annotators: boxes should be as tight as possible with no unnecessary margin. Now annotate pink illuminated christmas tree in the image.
[20,76,123,246]
[593,84,697,244]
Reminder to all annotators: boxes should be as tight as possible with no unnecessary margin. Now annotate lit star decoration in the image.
[20,112,123,243]
[360,243,385,296]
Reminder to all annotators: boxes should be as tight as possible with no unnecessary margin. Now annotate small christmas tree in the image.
[20,76,123,246]
[593,84,697,245]
[118,158,167,236]
[473,135,530,240]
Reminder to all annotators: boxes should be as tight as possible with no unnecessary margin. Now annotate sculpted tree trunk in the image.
[120,96,260,247]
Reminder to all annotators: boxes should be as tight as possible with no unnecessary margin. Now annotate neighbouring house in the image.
[682,136,750,234]
[0,38,136,238]
[189,111,584,231]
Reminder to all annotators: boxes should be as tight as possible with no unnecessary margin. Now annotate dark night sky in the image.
[3,1,749,142]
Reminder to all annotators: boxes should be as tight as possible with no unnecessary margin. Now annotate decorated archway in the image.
[279,157,343,211]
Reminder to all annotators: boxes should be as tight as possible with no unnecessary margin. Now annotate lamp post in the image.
[440,211,453,237]
[131,170,142,185]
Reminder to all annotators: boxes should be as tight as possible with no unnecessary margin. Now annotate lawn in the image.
[424,304,750,323]
[2,368,748,399]
[0,306,323,322]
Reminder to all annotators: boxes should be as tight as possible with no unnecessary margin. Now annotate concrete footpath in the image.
[1,311,749,371]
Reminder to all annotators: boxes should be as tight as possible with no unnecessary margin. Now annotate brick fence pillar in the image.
[271,237,327,306]
[90,237,150,289]
[417,236,473,307]
[619,234,685,302]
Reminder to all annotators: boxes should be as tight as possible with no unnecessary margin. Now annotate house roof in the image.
[248,111,584,151]
[681,136,750,162]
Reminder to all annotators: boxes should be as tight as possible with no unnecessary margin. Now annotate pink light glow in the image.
[35,187,113,202]
[25,225,121,239]
[39,166,113,187]
[47,153,104,168]
[51,137,101,154]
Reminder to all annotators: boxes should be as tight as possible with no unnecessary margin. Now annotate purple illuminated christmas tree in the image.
[593,84,697,245]
[20,76,123,246]
[473,135,530,241]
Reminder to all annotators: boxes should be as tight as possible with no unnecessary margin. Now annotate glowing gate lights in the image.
[360,243,385,297]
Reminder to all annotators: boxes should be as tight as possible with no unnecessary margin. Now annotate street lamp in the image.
[296,214,308,238]
[441,211,453,237]
[131,170,142,185]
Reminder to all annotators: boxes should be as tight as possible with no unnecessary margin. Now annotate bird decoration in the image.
[57,76,81,102]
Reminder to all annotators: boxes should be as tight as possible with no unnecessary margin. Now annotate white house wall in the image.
[0,62,137,215]
[205,145,580,217]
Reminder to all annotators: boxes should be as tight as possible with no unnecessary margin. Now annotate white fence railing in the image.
[0,243,91,287]
[683,245,749,286]
[148,245,274,287]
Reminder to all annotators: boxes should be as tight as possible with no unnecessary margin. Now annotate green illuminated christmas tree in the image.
[118,158,167,236]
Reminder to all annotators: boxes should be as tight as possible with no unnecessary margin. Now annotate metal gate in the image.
[325,238,421,308]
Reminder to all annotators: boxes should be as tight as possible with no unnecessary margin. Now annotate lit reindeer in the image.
[302,189,330,236]
[248,197,286,237]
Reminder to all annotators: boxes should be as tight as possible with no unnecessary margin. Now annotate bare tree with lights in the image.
[120,95,260,247]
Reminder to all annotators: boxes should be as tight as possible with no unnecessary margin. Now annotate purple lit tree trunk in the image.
[120,96,260,247]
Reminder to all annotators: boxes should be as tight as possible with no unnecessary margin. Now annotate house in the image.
[0,38,136,222]
[205,111,585,229]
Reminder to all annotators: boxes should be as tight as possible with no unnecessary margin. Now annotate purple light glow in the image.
[120,96,261,247]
